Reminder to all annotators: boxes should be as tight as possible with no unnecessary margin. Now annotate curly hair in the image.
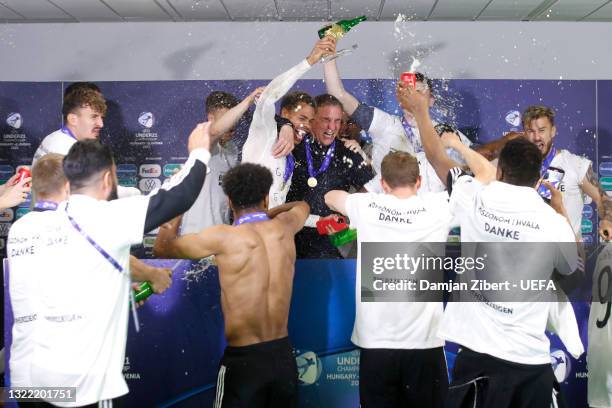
[62,88,107,120]
[222,163,273,210]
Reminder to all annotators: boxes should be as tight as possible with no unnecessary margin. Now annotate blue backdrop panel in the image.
[2,77,609,408]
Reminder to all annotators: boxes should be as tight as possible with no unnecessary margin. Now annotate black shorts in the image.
[446,347,554,408]
[359,347,448,408]
[214,336,298,408]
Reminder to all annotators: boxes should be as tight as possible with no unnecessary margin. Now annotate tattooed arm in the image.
[581,164,612,241]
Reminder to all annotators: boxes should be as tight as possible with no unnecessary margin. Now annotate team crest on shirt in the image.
[138,112,155,129]
[550,349,571,382]
[6,112,22,129]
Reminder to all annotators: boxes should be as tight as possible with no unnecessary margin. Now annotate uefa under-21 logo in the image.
[138,112,155,129]
[295,350,322,386]
[550,349,571,382]
[6,113,22,129]
[505,110,521,128]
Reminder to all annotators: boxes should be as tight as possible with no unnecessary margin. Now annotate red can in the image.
[14,167,31,185]
[400,72,416,88]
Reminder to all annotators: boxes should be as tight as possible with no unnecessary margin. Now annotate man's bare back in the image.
[154,201,309,346]
[213,216,297,346]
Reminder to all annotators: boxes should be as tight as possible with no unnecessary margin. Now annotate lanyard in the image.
[305,138,336,179]
[283,153,295,186]
[60,126,77,141]
[540,146,557,176]
[234,211,270,225]
[33,200,58,212]
[64,203,140,332]
[401,116,420,151]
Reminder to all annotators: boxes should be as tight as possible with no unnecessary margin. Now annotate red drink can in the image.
[400,72,416,88]
[14,167,31,185]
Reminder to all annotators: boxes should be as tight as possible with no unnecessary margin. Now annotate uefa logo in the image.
[505,110,521,128]
[295,350,322,386]
[138,112,155,129]
[138,178,161,193]
[6,112,22,129]
[550,349,571,382]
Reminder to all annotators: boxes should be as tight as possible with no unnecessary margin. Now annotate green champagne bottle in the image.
[318,16,367,40]
[330,228,357,247]
[134,282,153,303]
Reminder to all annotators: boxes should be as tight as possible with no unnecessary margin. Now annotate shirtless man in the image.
[154,163,309,408]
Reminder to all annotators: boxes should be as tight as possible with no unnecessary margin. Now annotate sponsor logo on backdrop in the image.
[0,209,14,222]
[117,164,138,178]
[118,177,138,188]
[505,110,521,128]
[6,113,22,129]
[143,236,156,248]
[582,205,593,219]
[0,165,15,180]
[584,194,593,205]
[139,164,162,178]
[582,235,593,244]
[139,178,161,193]
[163,164,183,177]
[296,350,322,386]
[551,349,571,382]
[16,208,30,219]
[600,162,612,177]
[138,112,155,129]
[0,223,11,237]
[601,177,612,191]
[581,219,593,234]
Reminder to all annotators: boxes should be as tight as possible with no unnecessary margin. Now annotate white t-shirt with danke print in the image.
[345,191,453,349]
[438,173,579,365]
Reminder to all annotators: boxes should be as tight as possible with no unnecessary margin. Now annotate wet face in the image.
[69,105,104,140]
[311,104,343,146]
[339,112,361,141]
[281,103,315,144]
[208,107,234,142]
[524,117,556,155]
[400,80,435,121]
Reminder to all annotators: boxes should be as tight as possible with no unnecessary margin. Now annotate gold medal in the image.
[307,177,318,188]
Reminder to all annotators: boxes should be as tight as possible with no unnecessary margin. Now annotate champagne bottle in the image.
[318,16,367,40]
[330,228,357,247]
[134,282,153,303]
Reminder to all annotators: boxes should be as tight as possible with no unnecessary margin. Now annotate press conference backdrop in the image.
[2,78,611,407]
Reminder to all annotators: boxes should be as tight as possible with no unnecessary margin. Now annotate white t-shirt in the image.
[588,243,612,408]
[32,128,141,198]
[180,140,237,234]
[364,107,471,194]
[7,194,150,406]
[32,129,75,166]
[8,211,48,388]
[438,175,578,365]
[549,149,591,237]
[345,191,453,349]
[243,59,312,208]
